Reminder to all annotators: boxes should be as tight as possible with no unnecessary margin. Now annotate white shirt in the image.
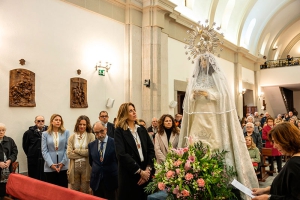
[128,124,144,162]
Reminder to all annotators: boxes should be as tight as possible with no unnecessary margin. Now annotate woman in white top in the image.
[67,115,95,193]
[42,114,69,188]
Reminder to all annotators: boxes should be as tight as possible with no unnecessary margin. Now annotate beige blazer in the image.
[155,130,179,164]
[67,132,95,184]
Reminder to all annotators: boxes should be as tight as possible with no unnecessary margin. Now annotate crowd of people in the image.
[0,104,183,199]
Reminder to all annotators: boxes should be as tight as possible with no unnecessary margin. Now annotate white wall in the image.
[260,65,300,86]
[242,67,255,84]
[294,91,300,117]
[167,38,236,112]
[0,0,125,173]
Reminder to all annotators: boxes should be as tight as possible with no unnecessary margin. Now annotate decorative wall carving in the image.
[70,78,88,108]
[9,69,36,107]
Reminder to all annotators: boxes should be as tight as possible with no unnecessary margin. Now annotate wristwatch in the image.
[268,195,271,200]
[147,167,152,171]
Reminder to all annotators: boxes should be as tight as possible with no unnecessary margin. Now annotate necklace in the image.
[53,132,59,151]
[132,133,141,149]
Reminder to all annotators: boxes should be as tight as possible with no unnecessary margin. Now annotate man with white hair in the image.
[243,115,259,134]
[253,112,260,123]
[243,122,263,152]
[22,115,48,181]
[260,112,270,127]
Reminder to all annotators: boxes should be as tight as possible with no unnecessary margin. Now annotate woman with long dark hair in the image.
[67,115,95,193]
[155,114,179,164]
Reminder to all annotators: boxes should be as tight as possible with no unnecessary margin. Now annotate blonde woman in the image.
[42,114,69,188]
[155,114,180,164]
[114,102,155,200]
[245,136,260,170]
[67,115,95,193]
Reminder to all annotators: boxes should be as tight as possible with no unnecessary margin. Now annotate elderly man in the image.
[22,115,48,181]
[99,111,115,138]
[260,112,270,127]
[244,122,263,152]
[253,112,260,123]
[243,116,260,134]
[88,121,118,199]
[147,117,158,140]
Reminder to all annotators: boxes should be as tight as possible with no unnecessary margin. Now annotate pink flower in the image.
[197,178,205,187]
[185,173,193,181]
[166,170,175,179]
[184,160,191,171]
[181,189,190,197]
[175,168,181,175]
[188,155,195,162]
[172,185,179,194]
[172,148,185,157]
[158,182,165,190]
[173,160,182,167]
[183,147,189,152]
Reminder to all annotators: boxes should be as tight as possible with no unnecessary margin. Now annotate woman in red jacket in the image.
[262,117,282,174]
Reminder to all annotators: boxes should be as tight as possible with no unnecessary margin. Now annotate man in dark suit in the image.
[88,121,118,199]
[99,111,115,138]
[22,115,48,181]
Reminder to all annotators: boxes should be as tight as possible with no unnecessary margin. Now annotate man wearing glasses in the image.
[22,115,48,180]
[89,121,118,199]
[99,111,115,138]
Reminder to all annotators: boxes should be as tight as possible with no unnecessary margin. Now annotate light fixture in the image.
[144,79,150,87]
[258,92,264,100]
[169,101,178,108]
[106,98,115,108]
[272,46,278,51]
[239,88,246,95]
[95,61,111,72]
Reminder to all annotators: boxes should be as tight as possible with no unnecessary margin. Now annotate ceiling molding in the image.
[281,33,300,59]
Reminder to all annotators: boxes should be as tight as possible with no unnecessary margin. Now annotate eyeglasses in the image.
[246,126,253,128]
[152,121,157,122]
[94,130,105,134]
[100,115,108,118]
[36,120,44,123]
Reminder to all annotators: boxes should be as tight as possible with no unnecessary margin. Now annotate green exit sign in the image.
[98,69,105,76]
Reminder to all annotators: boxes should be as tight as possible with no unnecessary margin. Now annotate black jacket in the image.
[22,125,48,161]
[0,136,18,173]
[114,125,155,200]
[106,122,115,138]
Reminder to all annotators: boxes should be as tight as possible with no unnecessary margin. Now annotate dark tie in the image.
[99,141,104,162]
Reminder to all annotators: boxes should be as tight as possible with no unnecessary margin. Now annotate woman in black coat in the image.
[0,123,18,199]
[114,102,155,200]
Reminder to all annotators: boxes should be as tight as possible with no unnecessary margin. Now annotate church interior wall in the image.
[293,91,300,116]
[259,66,300,86]
[0,0,126,173]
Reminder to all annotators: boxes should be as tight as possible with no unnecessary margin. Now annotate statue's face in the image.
[201,57,207,69]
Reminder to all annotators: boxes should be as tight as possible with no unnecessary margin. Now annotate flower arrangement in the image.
[145,142,237,200]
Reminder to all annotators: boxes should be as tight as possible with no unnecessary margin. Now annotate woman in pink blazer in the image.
[155,114,180,164]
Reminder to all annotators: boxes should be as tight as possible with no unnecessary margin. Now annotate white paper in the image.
[231,179,255,198]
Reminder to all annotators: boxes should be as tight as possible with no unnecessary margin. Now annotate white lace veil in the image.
[179,52,259,197]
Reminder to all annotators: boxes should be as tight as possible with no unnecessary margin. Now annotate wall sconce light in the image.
[272,46,278,50]
[258,92,264,100]
[169,100,178,108]
[144,79,150,87]
[239,88,246,95]
[106,98,115,108]
[95,61,111,72]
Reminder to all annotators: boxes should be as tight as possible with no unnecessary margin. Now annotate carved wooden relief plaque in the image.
[70,77,88,108]
[9,69,36,107]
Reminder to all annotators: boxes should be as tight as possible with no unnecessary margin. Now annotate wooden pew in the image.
[258,148,272,182]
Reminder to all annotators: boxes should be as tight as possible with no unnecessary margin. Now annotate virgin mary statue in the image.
[178,52,259,198]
